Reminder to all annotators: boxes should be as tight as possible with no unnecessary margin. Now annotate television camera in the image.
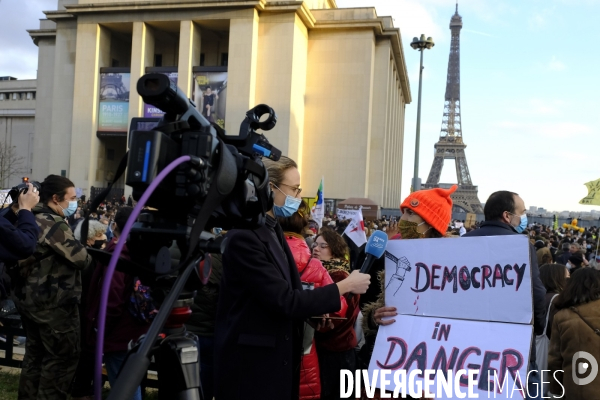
[91,73,282,400]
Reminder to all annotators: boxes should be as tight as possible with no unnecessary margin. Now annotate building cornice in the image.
[49,0,317,28]
[0,109,36,117]
[45,0,266,20]
[262,1,316,28]
[27,29,58,46]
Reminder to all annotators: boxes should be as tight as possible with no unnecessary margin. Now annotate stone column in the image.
[128,22,155,128]
[225,8,259,133]
[69,23,111,193]
[255,12,308,171]
[178,21,201,98]
[49,19,78,177]
[31,24,56,180]
[367,40,392,207]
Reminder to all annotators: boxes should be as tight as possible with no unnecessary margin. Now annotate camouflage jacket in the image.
[11,204,92,312]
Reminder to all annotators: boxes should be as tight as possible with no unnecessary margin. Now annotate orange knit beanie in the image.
[400,185,458,235]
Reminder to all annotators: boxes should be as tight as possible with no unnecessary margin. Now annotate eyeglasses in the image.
[273,183,302,197]
[312,242,329,249]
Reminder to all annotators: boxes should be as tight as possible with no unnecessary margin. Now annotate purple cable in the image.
[94,155,191,400]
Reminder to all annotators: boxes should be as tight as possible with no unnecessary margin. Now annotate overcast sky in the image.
[1,0,599,212]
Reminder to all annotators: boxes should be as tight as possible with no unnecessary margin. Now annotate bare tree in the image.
[0,140,26,188]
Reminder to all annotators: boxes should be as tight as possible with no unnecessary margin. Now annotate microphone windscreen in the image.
[365,230,388,259]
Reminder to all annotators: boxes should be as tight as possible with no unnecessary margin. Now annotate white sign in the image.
[368,315,532,399]
[336,208,358,220]
[0,190,13,205]
[384,236,532,324]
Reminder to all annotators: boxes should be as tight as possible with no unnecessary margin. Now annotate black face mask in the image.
[92,240,106,249]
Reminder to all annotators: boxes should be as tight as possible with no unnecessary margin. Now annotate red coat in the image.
[285,234,348,400]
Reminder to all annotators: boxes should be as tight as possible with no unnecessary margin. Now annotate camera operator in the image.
[12,175,92,400]
[0,182,40,262]
[215,156,371,400]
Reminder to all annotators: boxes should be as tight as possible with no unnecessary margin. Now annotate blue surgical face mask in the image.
[514,214,527,234]
[272,184,302,218]
[61,201,78,218]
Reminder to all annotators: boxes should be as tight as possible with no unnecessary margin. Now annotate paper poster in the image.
[192,71,227,129]
[368,315,532,399]
[384,236,532,324]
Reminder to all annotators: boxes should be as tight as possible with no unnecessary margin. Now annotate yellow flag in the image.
[580,178,600,205]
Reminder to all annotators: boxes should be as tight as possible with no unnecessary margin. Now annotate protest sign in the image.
[466,213,477,228]
[337,208,358,220]
[384,236,532,324]
[343,207,367,247]
[368,315,532,399]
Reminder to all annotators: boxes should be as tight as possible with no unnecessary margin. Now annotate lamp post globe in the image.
[411,34,434,192]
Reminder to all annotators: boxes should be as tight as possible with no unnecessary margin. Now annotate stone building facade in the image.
[28,0,411,208]
[0,77,36,188]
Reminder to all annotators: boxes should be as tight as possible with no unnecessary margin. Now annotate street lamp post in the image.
[410,34,434,192]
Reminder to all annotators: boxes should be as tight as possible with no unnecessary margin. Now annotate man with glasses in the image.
[463,191,546,399]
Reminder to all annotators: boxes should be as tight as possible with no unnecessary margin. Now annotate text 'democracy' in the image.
[384,236,532,324]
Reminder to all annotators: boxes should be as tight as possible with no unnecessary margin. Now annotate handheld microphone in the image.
[358,230,388,273]
[348,231,388,299]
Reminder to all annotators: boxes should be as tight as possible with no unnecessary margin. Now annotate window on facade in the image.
[200,53,205,66]
[12,93,19,100]
[221,53,229,67]
[26,92,32,100]
[155,54,163,67]
[0,93,5,100]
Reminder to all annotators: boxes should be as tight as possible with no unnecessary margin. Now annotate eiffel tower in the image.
[423,3,483,214]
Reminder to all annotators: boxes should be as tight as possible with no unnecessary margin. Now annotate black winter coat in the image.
[215,218,342,400]
[0,209,38,262]
[463,221,547,365]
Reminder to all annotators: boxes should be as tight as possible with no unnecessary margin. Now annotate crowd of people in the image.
[2,165,600,400]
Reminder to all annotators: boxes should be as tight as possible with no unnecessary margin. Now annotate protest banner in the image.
[368,315,532,398]
[365,235,535,399]
[337,208,358,220]
[384,236,532,324]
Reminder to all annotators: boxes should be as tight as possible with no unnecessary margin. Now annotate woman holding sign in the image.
[359,186,457,399]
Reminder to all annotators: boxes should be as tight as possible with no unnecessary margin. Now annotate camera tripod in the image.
[107,256,205,400]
